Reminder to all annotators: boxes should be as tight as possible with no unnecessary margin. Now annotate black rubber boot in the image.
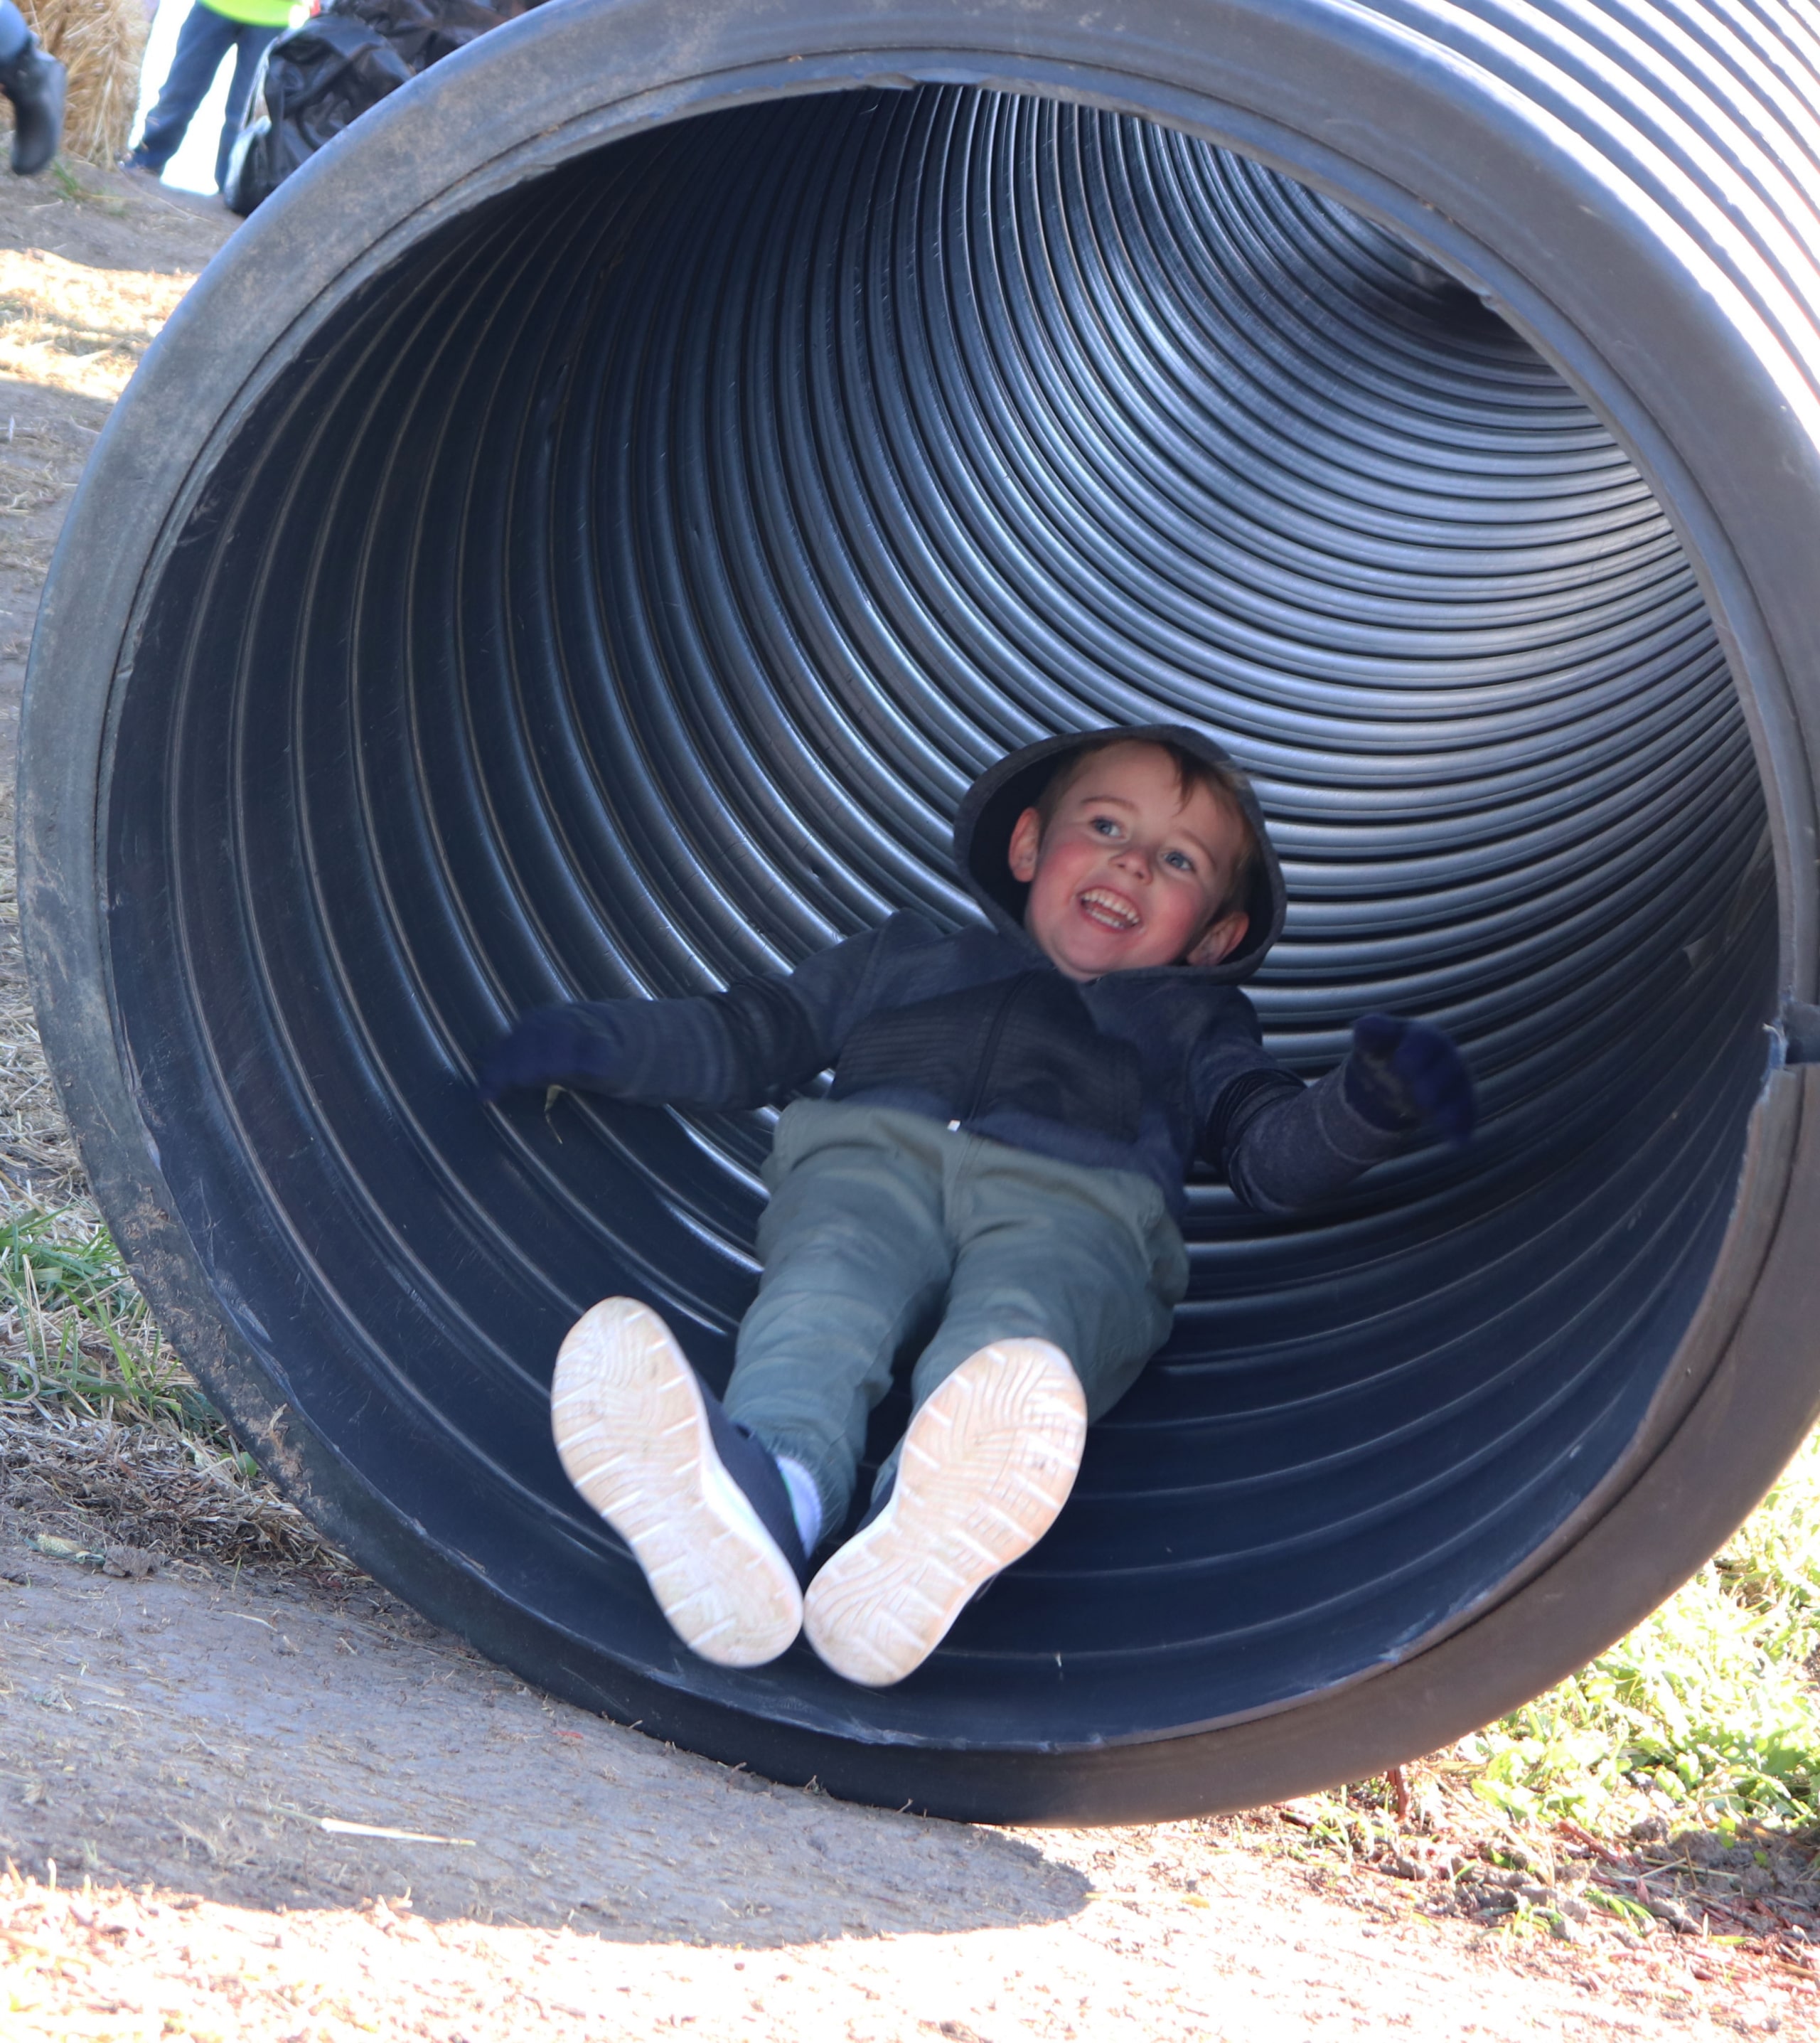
[1,40,65,178]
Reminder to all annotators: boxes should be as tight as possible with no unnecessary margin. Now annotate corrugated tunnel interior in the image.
[82,82,1780,1798]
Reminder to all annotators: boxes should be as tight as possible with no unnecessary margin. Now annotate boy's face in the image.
[1007,742,1252,981]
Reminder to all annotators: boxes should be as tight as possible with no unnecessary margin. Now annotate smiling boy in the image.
[1010,737,1253,976]
[481,725,1473,1687]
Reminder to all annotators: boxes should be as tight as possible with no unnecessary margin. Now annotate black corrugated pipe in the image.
[20,1,1820,1823]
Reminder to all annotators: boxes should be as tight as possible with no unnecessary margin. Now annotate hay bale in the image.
[16,0,149,167]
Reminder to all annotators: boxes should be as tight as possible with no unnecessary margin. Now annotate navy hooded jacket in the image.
[515,726,1404,1219]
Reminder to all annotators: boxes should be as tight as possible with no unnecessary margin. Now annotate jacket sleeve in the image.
[1209,1066,1407,1215]
[1192,998,1408,1215]
[537,914,925,1113]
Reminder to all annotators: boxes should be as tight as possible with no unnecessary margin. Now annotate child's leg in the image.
[724,1101,956,1546]
[803,1145,1186,1686]
[550,1104,952,1675]
[908,1147,1187,1429]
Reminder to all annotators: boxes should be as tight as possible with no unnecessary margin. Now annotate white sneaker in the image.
[552,1298,806,1668]
[802,1338,1086,1687]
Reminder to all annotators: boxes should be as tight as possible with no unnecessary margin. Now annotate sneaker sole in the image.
[803,1338,1086,1687]
[551,1298,803,1668]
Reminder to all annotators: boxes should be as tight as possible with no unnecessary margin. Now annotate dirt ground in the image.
[0,164,1816,2043]
[5,1503,1806,2043]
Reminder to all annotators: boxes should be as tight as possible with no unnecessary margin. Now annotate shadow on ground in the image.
[0,1510,1088,1945]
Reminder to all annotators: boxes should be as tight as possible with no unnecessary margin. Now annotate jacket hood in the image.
[951,723,1288,983]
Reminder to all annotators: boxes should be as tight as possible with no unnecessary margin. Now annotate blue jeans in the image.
[725,1101,1189,1538]
[133,0,279,191]
[0,1,29,65]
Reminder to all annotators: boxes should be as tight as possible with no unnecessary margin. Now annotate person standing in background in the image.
[0,1,64,175]
[122,0,289,194]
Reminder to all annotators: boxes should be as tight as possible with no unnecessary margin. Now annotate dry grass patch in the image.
[0,247,191,402]
[0,412,101,585]
[0,781,354,1575]
[0,1398,352,1572]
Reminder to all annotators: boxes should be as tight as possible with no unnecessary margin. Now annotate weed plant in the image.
[1257,1434,1820,1866]
[1461,1433,1820,1836]
[0,1195,332,1562]
[0,1199,213,1432]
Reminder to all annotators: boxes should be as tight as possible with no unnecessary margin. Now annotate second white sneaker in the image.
[802,1338,1086,1687]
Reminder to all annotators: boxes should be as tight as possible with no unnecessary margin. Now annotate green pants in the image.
[724,1100,1189,1540]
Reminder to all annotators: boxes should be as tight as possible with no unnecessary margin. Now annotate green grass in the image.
[0,1200,224,1437]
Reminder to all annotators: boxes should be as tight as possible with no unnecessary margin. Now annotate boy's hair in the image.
[1034,737,1258,916]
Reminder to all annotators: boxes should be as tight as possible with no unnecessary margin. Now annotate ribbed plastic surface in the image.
[99,85,1772,1752]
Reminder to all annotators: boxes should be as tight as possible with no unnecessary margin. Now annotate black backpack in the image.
[224,0,537,216]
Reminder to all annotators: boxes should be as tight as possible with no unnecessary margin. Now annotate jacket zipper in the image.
[959,975,1027,1127]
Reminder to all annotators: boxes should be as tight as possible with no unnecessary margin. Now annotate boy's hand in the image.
[478,1006,619,1101]
[1346,1014,1476,1145]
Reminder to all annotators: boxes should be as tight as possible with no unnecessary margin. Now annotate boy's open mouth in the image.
[1077,887,1142,932]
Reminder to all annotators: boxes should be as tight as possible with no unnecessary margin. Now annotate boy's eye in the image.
[1164,849,1195,872]
[1091,816,1120,836]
